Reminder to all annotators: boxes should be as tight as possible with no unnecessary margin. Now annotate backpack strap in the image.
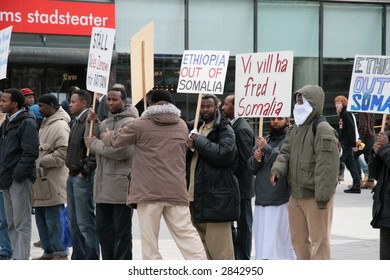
[312,115,327,137]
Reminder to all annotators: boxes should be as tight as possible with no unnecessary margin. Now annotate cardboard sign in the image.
[177,50,230,95]
[130,22,154,106]
[86,27,115,94]
[0,26,12,80]
[235,51,293,118]
[348,54,390,114]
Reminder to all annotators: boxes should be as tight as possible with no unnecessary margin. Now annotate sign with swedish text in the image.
[235,51,293,118]
[177,50,230,95]
[348,54,390,114]
[86,27,115,94]
[0,26,12,80]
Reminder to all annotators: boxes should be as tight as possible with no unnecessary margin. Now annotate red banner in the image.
[0,0,115,36]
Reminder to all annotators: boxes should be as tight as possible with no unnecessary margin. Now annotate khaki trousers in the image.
[288,196,334,260]
[137,202,206,260]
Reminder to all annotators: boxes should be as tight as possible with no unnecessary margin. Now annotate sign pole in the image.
[193,93,203,130]
[381,113,387,132]
[142,40,147,111]
[86,92,98,156]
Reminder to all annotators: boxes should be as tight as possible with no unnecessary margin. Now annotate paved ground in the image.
[30,173,379,260]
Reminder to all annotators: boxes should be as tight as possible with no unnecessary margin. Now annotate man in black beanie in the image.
[102,89,205,260]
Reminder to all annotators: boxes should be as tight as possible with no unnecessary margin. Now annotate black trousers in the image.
[232,198,253,260]
[96,203,133,260]
[380,227,390,260]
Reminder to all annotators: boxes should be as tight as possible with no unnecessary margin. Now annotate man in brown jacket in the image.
[102,89,205,260]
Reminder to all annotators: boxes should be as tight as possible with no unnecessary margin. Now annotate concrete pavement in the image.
[30,174,379,260]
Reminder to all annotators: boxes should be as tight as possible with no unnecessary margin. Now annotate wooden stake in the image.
[381,113,387,132]
[193,93,203,130]
[86,91,97,156]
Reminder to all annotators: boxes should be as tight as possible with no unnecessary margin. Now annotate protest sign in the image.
[130,21,154,109]
[348,54,390,114]
[0,26,13,80]
[235,51,293,118]
[177,50,230,95]
[86,27,115,94]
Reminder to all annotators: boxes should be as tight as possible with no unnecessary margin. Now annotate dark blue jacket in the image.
[0,107,39,189]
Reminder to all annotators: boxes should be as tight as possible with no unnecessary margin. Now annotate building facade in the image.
[1,0,390,126]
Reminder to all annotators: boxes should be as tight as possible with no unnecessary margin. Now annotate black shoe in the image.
[344,188,361,194]
[0,255,12,260]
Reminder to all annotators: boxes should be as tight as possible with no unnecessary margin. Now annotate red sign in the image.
[0,0,115,36]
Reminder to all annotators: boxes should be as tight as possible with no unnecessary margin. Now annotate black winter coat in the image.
[370,143,390,229]
[0,107,39,189]
[186,112,240,223]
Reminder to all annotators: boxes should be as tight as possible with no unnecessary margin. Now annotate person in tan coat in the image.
[32,94,70,260]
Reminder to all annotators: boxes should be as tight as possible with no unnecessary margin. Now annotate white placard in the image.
[0,26,13,80]
[86,27,116,94]
[235,51,294,118]
[177,50,230,95]
[348,54,390,114]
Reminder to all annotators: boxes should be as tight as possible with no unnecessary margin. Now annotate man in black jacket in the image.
[0,88,39,260]
[187,93,240,260]
[222,94,255,260]
[65,89,99,260]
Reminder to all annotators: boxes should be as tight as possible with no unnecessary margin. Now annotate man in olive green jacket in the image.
[271,85,339,260]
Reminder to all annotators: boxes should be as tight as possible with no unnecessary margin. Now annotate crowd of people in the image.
[0,84,388,260]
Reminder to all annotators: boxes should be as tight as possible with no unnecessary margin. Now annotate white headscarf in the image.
[293,95,313,126]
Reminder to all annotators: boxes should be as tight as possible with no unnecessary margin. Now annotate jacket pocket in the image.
[33,177,51,200]
[300,161,315,188]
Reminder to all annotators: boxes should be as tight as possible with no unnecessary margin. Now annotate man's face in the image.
[296,93,303,105]
[38,103,52,118]
[106,90,125,114]
[0,92,16,114]
[24,95,35,106]
[270,117,287,131]
[222,95,234,120]
[200,98,217,123]
[69,94,85,116]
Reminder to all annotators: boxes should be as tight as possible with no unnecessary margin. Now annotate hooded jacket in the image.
[33,107,70,207]
[88,106,138,204]
[0,107,39,189]
[102,102,189,207]
[248,126,290,206]
[271,85,339,209]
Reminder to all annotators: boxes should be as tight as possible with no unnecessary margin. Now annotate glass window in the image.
[258,1,319,57]
[324,3,382,58]
[189,0,253,55]
[115,0,185,54]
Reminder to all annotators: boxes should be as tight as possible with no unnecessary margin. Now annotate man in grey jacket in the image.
[271,85,339,260]
[86,87,138,259]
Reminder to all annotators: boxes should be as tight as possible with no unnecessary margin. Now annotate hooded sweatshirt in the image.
[271,85,339,209]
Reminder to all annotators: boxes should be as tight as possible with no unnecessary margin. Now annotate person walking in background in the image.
[370,130,390,259]
[334,95,361,194]
[248,117,296,260]
[0,88,39,260]
[32,94,70,260]
[85,87,138,260]
[222,94,255,260]
[354,112,376,189]
[271,85,339,260]
[103,89,206,260]
[65,89,99,260]
[187,93,240,260]
[0,91,12,260]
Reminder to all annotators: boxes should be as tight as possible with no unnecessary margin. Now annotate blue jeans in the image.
[67,174,100,260]
[232,198,253,260]
[0,192,12,258]
[35,204,68,258]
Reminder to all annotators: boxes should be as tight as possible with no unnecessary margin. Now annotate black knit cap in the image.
[38,94,59,107]
[150,89,173,104]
